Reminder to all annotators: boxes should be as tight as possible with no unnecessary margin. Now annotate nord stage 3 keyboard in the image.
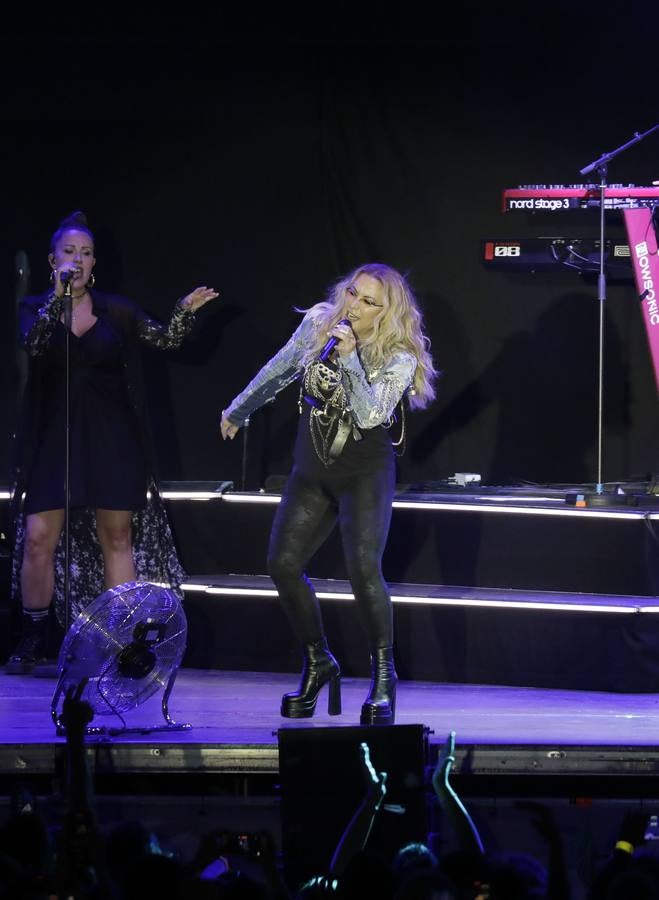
[502,184,659,212]
[495,184,659,392]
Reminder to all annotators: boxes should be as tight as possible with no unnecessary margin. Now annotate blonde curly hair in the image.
[298,263,439,409]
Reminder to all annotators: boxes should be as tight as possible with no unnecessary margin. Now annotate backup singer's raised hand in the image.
[179,286,219,311]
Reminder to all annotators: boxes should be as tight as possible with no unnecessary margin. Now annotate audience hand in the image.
[432,730,456,798]
[359,742,387,811]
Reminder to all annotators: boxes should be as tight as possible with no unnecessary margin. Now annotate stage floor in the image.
[2,668,659,782]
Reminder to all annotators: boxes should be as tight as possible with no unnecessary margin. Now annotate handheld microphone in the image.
[319,318,351,362]
[59,268,76,284]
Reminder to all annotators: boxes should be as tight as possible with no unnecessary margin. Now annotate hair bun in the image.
[59,210,90,230]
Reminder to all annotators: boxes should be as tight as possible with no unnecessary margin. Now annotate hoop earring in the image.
[87,272,96,288]
[49,270,56,286]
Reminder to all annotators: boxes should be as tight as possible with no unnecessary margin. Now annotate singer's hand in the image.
[329,320,356,356]
[52,266,79,297]
[220,415,240,440]
[180,286,219,311]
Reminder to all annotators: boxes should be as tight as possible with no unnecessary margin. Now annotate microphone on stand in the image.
[319,318,351,362]
[60,269,75,326]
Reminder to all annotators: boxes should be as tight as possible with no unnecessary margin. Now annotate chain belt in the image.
[302,394,361,461]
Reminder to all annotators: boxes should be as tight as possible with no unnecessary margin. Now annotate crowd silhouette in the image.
[1,696,659,899]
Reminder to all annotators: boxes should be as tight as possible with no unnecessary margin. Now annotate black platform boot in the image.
[5,612,50,675]
[360,646,397,726]
[281,638,341,718]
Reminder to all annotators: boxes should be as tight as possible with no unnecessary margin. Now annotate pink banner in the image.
[622,208,659,395]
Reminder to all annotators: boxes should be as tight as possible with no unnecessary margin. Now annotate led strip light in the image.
[181,582,652,614]
[3,489,655,520]
[218,491,659,520]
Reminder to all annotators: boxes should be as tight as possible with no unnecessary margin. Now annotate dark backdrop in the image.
[1,7,657,492]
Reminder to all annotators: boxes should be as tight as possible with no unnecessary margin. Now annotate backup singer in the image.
[221,263,438,725]
[6,210,218,673]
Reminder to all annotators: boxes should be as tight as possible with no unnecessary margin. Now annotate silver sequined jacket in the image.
[224,308,417,429]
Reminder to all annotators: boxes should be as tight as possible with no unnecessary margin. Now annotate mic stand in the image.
[62,282,73,633]
[576,123,659,506]
[240,418,250,491]
[32,282,75,679]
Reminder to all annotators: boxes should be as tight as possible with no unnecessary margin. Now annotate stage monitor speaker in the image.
[278,723,429,890]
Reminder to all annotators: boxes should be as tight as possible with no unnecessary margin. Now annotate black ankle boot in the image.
[5,613,50,675]
[281,638,341,718]
[360,646,397,726]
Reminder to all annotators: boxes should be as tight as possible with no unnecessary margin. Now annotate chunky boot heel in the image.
[281,638,342,718]
[360,646,397,726]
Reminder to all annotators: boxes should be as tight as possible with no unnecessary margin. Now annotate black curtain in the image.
[1,7,657,490]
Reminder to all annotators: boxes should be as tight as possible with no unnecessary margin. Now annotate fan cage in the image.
[56,581,187,716]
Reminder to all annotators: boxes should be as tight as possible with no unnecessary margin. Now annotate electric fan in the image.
[51,581,191,735]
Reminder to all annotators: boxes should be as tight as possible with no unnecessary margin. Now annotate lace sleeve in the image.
[336,350,417,429]
[223,314,317,426]
[137,303,196,349]
[22,292,64,357]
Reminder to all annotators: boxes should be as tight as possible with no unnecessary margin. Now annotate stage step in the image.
[163,488,659,597]
[181,574,659,614]
[180,574,659,693]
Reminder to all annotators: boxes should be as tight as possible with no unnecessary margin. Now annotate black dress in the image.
[24,313,146,514]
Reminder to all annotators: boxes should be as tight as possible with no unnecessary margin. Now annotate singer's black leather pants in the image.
[267,462,395,648]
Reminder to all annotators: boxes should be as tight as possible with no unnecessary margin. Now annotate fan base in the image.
[55,721,192,737]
